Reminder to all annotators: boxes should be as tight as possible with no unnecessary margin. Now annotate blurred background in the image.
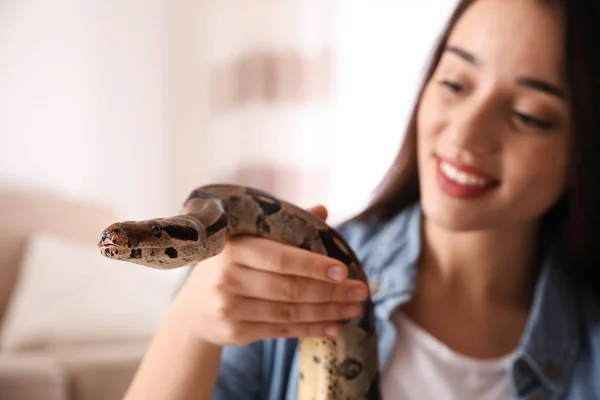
[0,1,456,399]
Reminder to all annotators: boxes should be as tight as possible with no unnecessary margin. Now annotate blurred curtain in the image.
[200,1,457,223]
[205,0,338,211]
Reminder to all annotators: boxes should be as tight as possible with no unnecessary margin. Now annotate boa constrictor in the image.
[97,184,381,399]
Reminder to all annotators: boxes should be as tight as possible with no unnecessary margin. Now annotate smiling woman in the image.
[123,0,600,399]
[358,0,583,267]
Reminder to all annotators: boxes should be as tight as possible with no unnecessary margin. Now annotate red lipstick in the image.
[435,156,500,199]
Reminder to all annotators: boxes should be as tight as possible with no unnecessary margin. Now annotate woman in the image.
[125,0,600,398]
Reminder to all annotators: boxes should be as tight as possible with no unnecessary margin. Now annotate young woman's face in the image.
[417,0,571,232]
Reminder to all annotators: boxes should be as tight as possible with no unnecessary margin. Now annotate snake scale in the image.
[97,183,382,399]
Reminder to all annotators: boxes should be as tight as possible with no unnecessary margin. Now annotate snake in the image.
[97,183,381,399]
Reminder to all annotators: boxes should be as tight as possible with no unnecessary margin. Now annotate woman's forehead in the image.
[446,0,565,83]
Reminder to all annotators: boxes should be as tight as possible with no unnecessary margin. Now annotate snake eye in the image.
[151,225,162,237]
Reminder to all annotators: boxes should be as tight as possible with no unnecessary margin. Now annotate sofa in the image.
[0,185,172,400]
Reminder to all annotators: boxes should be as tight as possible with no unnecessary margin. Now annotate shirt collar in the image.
[364,202,581,397]
[511,246,580,397]
[363,201,422,304]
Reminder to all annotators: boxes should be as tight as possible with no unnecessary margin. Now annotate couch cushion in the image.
[0,352,68,400]
[0,186,118,332]
[1,231,182,351]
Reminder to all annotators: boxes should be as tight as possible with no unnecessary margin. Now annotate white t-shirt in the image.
[381,310,517,400]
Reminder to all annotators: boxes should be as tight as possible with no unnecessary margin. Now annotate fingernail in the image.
[346,287,367,301]
[324,325,340,337]
[327,266,346,281]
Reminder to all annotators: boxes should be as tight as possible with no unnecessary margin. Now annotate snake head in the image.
[97,217,204,269]
[97,221,139,260]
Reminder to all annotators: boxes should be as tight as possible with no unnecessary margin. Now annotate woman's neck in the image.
[418,217,542,309]
[400,217,542,359]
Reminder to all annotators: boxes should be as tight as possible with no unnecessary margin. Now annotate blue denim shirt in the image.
[212,202,600,400]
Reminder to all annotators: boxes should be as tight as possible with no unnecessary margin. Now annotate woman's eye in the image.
[439,80,465,93]
[513,111,554,131]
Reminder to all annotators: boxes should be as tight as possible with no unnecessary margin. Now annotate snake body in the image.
[97,184,381,399]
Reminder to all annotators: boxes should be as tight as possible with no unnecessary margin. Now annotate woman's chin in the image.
[420,193,501,232]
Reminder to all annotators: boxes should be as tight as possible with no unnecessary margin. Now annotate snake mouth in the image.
[98,241,127,253]
[99,242,128,258]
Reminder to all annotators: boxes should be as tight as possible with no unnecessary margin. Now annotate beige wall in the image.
[0,0,171,220]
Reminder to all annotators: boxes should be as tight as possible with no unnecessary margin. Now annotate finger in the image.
[222,296,363,324]
[226,320,344,344]
[307,204,328,220]
[223,263,368,303]
[227,236,351,283]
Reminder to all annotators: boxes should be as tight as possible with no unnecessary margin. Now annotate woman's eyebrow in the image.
[516,77,565,99]
[444,44,565,100]
[445,45,478,65]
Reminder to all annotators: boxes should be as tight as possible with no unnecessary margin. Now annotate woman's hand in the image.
[171,205,369,347]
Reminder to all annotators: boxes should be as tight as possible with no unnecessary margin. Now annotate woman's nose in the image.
[447,98,501,154]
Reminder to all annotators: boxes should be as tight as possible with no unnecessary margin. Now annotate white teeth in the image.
[440,161,492,187]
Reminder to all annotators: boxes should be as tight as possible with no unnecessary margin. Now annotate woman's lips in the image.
[437,155,500,182]
[435,155,500,199]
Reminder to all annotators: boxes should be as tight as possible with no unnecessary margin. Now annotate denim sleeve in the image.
[212,341,264,400]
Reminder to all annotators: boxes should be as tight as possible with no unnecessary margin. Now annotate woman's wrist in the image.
[124,298,223,400]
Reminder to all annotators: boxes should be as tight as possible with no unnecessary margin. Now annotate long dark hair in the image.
[354,0,600,295]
